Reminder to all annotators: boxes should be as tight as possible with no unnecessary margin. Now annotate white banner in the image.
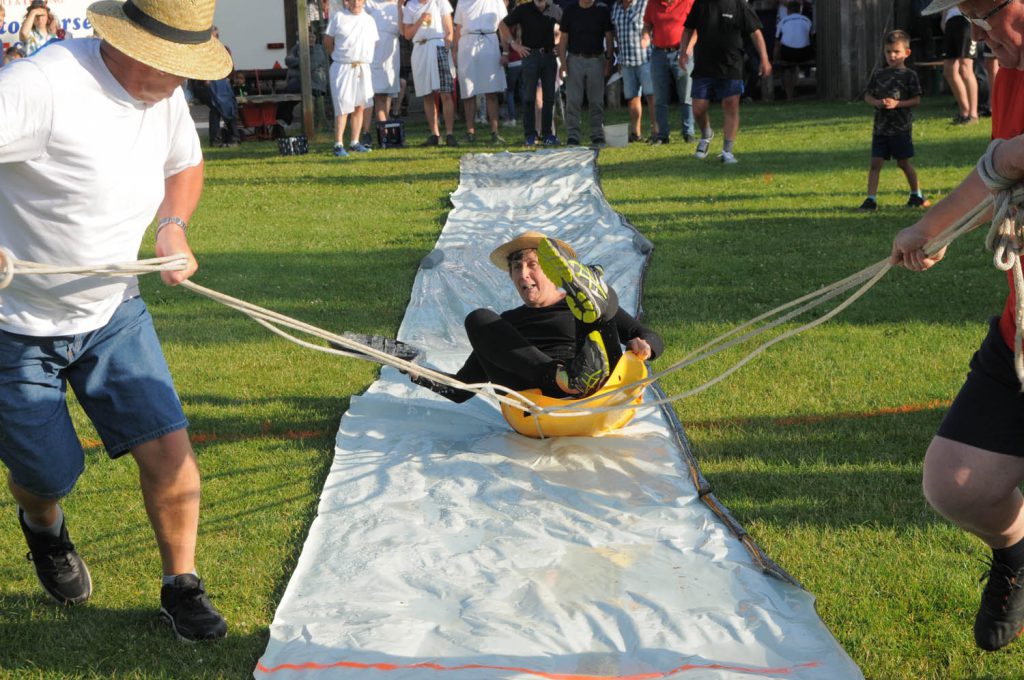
[2,0,94,50]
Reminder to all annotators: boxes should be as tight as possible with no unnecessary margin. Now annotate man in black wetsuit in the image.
[409,231,663,402]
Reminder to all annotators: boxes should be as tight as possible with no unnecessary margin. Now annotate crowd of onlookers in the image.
[296,0,816,162]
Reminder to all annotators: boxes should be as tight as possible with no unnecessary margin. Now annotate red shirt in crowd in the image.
[643,0,694,49]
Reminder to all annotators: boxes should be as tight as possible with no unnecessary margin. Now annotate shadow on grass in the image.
[0,594,267,678]
[683,405,947,530]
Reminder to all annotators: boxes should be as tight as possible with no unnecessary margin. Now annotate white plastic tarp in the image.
[255,149,863,680]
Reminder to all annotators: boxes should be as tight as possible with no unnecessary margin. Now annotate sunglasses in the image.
[961,0,1012,31]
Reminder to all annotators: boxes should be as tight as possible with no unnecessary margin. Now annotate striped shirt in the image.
[611,0,649,66]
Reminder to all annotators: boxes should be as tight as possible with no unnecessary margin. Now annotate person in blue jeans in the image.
[500,0,563,146]
[642,0,695,144]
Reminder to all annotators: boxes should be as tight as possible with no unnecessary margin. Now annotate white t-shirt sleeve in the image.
[0,59,53,163]
[443,0,454,17]
[163,88,203,178]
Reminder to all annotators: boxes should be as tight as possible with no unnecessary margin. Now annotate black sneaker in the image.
[421,134,440,147]
[328,332,421,362]
[160,574,228,643]
[974,558,1024,651]
[19,509,92,606]
[566,137,580,146]
[628,133,641,143]
[464,132,476,144]
[565,330,610,397]
[360,131,373,148]
[445,133,459,147]
[858,197,878,212]
[537,237,610,325]
[906,194,931,208]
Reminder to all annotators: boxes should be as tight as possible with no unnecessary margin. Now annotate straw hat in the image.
[920,0,962,14]
[87,0,232,80]
[489,231,576,270]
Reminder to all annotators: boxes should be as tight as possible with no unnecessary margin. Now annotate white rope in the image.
[978,139,1024,388]
[0,195,1005,420]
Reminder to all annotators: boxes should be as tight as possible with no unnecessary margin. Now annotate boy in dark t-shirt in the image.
[859,30,929,212]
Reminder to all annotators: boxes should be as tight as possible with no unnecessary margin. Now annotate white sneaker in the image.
[694,137,711,159]
[719,151,738,164]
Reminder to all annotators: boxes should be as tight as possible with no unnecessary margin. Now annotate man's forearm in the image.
[158,161,204,225]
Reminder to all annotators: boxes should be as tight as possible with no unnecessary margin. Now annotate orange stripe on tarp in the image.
[255,658,821,678]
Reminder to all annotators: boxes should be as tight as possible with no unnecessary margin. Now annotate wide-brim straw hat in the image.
[920,0,962,15]
[489,231,576,270]
[88,0,232,80]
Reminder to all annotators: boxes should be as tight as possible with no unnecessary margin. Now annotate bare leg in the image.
[131,429,201,576]
[721,94,740,143]
[960,58,978,119]
[463,96,477,135]
[350,106,364,145]
[334,113,349,145]
[944,58,969,118]
[644,93,657,137]
[8,477,60,528]
[897,158,920,194]
[866,157,884,196]
[486,93,500,134]
[693,97,711,136]
[627,96,641,137]
[423,94,439,136]
[441,92,456,135]
[923,436,1024,549]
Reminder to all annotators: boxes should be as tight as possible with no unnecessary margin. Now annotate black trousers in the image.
[464,288,622,398]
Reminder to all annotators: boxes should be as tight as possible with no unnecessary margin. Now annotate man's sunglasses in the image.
[961,0,1012,31]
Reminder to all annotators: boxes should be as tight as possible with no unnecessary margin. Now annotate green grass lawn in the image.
[1,96,1020,679]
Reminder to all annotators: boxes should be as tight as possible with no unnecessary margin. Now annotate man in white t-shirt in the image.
[0,0,230,642]
[453,0,508,144]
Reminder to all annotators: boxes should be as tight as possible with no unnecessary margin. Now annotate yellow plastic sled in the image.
[500,352,648,438]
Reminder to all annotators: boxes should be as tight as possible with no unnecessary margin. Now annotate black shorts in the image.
[937,317,1024,456]
[943,15,978,60]
[779,44,814,64]
[871,132,914,160]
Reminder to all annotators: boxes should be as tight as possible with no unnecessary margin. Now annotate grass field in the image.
[0,96,1020,679]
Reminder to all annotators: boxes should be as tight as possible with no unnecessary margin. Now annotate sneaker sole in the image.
[158,607,228,643]
[537,239,608,324]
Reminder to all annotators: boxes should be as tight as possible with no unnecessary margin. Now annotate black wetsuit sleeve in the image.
[613,308,664,360]
[409,352,486,403]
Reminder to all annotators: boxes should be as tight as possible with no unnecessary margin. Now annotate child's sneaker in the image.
[524,134,538,147]
[333,144,349,157]
[719,151,738,164]
[542,134,560,146]
[694,137,712,159]
[360,131,373,147]
[906,194,931,208]
[858,197,878,211]
[537,237,610,325]
[349,142,372,153]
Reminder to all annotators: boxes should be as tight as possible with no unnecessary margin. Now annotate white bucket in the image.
[603,123,629,147]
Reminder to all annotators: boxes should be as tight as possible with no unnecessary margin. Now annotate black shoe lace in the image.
[979,558,1024,614]
[25,539,76,572]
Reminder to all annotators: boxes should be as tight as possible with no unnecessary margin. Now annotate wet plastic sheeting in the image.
[255,149,863,679]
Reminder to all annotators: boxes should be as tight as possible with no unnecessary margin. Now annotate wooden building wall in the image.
[815,0,897,100]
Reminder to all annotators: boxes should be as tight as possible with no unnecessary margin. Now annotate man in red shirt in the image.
[891,0,1024,653]
[642,0,695,144]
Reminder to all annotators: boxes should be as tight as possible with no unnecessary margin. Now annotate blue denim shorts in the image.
[690,77,744,102]
[621,62,654,99]
[0,297,188,498]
